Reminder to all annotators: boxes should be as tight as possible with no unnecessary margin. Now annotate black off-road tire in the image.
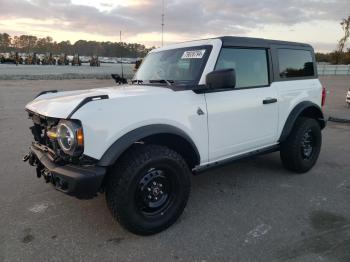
[105,144,191,235]
[280,117,322,173]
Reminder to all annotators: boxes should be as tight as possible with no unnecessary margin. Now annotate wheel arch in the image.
[98,124,201,169]
[279,101,326,142]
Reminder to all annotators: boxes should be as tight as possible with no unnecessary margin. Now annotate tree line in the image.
[0,33,154,58]
[315,51,350,64]
[315,16,350,64]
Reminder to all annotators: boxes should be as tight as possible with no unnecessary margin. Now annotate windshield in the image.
[134,45,212,85]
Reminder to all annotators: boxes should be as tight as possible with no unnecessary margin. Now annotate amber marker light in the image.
[77,128,84,146]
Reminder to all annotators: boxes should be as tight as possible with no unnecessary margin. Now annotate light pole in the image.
[120,30,124,79]
[161,0,165,47]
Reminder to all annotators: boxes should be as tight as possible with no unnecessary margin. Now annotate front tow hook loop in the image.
[23,154,30,162]
[23,152,36,166]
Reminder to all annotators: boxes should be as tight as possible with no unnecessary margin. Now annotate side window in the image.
[215,48,269,88]
[278,49,314,78]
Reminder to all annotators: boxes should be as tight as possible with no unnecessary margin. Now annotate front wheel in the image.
[280,117,322,173]
[106,144,191,235]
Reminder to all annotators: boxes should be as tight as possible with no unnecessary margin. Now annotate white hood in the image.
[25,85,173,119]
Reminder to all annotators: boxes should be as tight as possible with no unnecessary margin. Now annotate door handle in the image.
[263,98,278,105]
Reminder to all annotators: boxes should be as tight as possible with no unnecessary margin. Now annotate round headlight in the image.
[57,123,75,151]
[56,120,84,156]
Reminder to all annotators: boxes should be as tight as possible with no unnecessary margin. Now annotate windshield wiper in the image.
[131,79,144,84]
[149,79,174,86]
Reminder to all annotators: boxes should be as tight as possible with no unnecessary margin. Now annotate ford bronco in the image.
[23,37,326,235]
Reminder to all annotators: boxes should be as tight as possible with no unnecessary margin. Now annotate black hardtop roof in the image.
[216,36,313,49]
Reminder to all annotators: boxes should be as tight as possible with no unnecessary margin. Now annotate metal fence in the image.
[317,64,350,75]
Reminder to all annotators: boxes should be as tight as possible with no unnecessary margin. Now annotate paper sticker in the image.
[181,50,206,59]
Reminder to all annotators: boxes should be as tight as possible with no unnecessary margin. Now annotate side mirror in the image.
[205,69,236,90]
[111,74,127,84]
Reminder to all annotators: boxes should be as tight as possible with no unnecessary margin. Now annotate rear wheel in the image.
[280,117,322,173]
[106,144,191,235]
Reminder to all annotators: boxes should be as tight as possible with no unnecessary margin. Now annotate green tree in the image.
[335,16,350,63]
[0,33,11,52]
[338,16,350,53]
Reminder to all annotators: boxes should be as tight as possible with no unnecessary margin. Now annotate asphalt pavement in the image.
[321,76,350,120]
[0,77,349,262]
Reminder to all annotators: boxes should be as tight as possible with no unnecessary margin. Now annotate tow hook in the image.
[22,154,30,162]
[23,152,36,166]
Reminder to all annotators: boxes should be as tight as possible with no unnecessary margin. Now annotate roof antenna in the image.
[120,30,124,80]
[161,0,165,47]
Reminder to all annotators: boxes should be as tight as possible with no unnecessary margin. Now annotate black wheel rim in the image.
[301,128,314,160]
[136,167,177,217]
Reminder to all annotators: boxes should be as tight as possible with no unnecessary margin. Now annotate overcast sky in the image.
[0,0,349,52]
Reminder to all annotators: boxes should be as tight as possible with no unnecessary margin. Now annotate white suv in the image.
[24,37,327,235]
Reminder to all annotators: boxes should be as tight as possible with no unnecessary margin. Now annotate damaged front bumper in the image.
[23,142,106,199]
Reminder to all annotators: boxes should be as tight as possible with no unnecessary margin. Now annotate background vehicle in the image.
[134,58,142,71]
[1,52,23,64]
[57,53,69,65]
[25,52,40,65]
[24,37,326,235]
[71,53,82,66]
[41,52,56,65]
[89,55,100,67]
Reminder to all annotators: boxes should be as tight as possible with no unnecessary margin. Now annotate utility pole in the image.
[161,0,165,47]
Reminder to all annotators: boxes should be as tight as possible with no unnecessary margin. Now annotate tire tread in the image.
[106,144,190,235]
[280,117,321,173]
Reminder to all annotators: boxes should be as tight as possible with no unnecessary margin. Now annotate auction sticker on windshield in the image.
[181,50,206,59]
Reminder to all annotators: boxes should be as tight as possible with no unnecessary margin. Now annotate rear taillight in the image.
[321,87,326,107]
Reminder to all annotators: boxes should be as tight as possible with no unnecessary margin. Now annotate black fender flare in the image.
[279,101,326,142]
[98,124,200,167]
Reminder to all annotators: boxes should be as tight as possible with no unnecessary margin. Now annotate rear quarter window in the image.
[278,49,315,78]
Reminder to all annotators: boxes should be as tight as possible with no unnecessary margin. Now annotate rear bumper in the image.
[26,144,106,199]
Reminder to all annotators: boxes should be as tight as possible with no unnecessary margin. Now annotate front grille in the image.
[27,111,60,156]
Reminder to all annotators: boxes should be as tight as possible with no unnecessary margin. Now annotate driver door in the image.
[205,47,279,162]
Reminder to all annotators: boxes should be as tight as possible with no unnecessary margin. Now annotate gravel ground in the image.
[0,63,134,80]
[0,77,349,262]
